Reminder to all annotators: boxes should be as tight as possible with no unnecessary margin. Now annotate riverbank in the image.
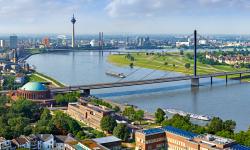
[107,52,250,81]
[28,72,65,87]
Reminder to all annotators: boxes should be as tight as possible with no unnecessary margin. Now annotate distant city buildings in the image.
[42,37,50,48]
[0,40,6,48]
[9,35,18,49]
[205,52,250,65]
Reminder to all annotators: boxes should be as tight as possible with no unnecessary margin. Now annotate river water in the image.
[26,51,250,131]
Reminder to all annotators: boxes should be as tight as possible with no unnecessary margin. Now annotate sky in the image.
[1,0,250,35]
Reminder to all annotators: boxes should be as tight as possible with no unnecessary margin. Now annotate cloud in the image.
[0,0,90,23]
[105,0,250,18]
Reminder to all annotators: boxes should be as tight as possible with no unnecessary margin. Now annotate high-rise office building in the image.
[10,35,18,49]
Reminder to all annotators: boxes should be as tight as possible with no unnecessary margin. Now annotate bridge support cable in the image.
[117,33,196,82]
[115,55,164,82]
[139,65,165,80]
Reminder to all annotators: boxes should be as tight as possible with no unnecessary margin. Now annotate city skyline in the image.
[1,0,250,35]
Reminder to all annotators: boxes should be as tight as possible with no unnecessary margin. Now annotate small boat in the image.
[106,71,126,78]
[164,108,212,121]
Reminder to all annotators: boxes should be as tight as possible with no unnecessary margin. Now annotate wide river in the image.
[26,51,250,131]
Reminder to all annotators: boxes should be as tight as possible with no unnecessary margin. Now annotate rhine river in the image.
[26,51,250,131]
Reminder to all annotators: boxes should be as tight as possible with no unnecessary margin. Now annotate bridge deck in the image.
[51,70,250,93]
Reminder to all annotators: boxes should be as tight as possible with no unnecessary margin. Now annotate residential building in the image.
[67,101,115,130]
[135,126,250,150]
[12,136,30,149]
[36,134,54,150]
[54,134,78,150]
[0,137,12,150]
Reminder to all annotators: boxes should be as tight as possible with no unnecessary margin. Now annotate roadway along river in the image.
[26,51,250,131]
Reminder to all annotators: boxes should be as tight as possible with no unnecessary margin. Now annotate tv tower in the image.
[71,14,76,48]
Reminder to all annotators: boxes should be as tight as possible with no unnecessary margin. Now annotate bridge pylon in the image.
[192,30,199,86]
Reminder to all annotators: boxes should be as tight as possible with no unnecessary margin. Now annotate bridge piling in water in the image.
[226,75,228,84]
[191,77,200,86]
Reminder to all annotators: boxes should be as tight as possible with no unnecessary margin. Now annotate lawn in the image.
[28,73,47,82]
[107,52,250,81]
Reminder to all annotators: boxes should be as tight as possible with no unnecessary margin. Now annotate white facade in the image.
[176,42,190,47]
[41,136,54,150]
[90,39,99,47]
[199,40,207,45]
[0,40,5,48]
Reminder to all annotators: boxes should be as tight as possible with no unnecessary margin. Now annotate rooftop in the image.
[77,140,108,150]
[138,128,165,135]
[229,144,250,150]
[0,137,7,142]
[20,82,48,92]
[196,134,235,145]
[93,136,121,144]
[13,137,28,145]
[162,126,197,139]
[69,102,113,114]
[36,134,53,142]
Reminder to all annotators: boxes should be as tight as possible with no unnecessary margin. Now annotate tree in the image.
[223,120,236,133]
[185,63,191,69]
[113,106,121,113]
[10,99,40,121]
[123,106,136,120]
[155,108,166,123]
[3,76,16,90]
[180,50,184,55]
[164,62,168,66]
[135,110,144,124]
[207,117,224,134]
[55,94,66,105]
[129,63,134,68]
[100,116,117,133]
[113,124,130,141]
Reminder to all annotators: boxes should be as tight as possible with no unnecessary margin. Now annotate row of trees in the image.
[54,92,80,106]
[154,108,250,147]
[0,97,104,140]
